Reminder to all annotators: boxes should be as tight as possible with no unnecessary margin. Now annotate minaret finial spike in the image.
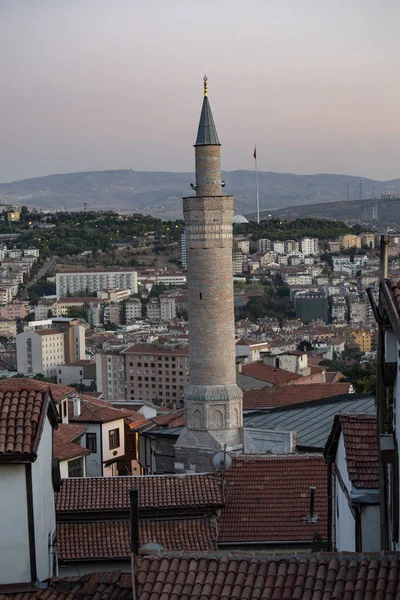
[203,74,208,97]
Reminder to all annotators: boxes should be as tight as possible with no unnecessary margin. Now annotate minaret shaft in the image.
[175,81,243,472]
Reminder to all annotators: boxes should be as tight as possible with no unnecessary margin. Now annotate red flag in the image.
[253,146,257,160]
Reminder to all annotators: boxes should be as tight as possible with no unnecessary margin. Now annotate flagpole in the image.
[254,146,260,224]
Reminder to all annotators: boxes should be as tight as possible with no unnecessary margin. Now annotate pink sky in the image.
[0,0,399,182]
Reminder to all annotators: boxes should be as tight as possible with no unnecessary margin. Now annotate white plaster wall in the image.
[59,456,87,479]
[57,365,84,386]
[335,432,355,551]
[102,419,125,467]
[81,423,102,477]
[335,478,355,551]
[0,464,30,584]
[361,504,380,551]
[16,330,43,374]
[31,418,56,581]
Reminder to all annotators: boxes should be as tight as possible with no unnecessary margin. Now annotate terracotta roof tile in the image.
[68,396,144,424]
[0,378,76,402]
[340,414,379,489]
[219,454,327,543]
[243,383,352,410]
[241,362,302,385]
[0,388,47,457]
[53,423,90,461]
[56,473,223,513]
[58,519,218,560]
[3,555,400,599]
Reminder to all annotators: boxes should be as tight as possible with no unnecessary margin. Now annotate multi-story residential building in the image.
[331,296,348,322]
[97,288,131,302]
[347,295,367,325]
[147,298,161,320]
[295,291,329,323]
[284,273,313,286]
[300,237,319,256]
[125,298,142,322]
[236,239,250,253]
[257,238,272,253]
[273,241,285,254]
[0,318,17,337]
[341,234,362,249]
[160,296,176,321]
[23,247,40,257]
[34,297,102,326]
[350,328,375,353]
[260,251,277,267]
[285,240,299,253]
[361,233,375,249]
[232,251,244,275]
[103,303,121,326]
[96,350,126,401]
[123,343,189,407]
[0,300,29,320]
[55,269,138,296]
[329,240,341,253]
[16,319,85,377]
[17,328,65,377]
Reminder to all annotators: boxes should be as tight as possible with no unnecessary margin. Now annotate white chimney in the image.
[73,395,81,417]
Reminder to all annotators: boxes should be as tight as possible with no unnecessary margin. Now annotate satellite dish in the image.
[212,451,232,472]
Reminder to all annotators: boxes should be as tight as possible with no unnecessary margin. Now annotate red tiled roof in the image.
[340,414,379,489]
[243,382,352,410]
[68,396,144,424]
[53,423,90,462]
[0,378,76,402]
[57,519,218,560]
[4,555,400,600]
[219,454,327,543]
[0,387,58,459]
[56,474,223,513]
[241,362,302,385]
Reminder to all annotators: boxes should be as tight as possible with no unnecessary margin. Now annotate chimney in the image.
[73,395,81,417]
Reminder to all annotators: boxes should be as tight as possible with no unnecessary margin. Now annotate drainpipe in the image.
[379,234,389,280]
[130,489,139,600]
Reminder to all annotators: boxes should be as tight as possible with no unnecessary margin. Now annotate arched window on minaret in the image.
[211,408,224,429]
[192,409,202,430]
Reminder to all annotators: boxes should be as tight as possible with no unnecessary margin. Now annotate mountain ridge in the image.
[1,169,399,219]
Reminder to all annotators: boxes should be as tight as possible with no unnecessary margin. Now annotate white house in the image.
[67,395,130,477]
[53,423,90,478]
[0,383,60,584]
[324,413,380,552]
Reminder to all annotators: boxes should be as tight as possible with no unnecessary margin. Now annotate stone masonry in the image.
[175,80,243,472]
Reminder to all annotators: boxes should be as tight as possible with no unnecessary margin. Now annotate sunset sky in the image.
[1,0,399,182]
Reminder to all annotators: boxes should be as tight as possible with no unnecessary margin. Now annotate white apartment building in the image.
[300,237,319,256]
[257,239,272,253]
[284,273,313,286]
[55,269,138,296]
[16,320,85,377]
[260,251,277,268]
[236,239,250,253]
[24,247,40,257]
[156,273,187,286]
[181,231,187,269]
[233,251,244,275]
[17,328,65,377]
[125,298,142,322]
[160,296,176,321]
[273,241,285,254]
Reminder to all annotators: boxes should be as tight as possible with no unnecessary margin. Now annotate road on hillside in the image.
[21,257,57,300]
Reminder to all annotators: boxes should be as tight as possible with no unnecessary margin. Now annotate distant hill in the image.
[251,196,400,227]
[1,169,400,219]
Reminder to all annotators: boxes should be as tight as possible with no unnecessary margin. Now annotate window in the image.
[68,457,84,478]
[86,433,97,453]
[109,428,120,450]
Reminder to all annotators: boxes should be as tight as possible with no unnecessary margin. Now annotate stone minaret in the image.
[175,77,243,473]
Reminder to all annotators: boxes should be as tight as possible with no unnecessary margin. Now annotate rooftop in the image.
[243,393,376,451]
[5,553,400,600]
[56,473,223,513]
[241,362,302,385]
[219,454,327,544]
[53,423,90,462]
[0,387,58,461]
[243,382,352,410]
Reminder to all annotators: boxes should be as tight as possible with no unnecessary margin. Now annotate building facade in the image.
[55,269,138,296]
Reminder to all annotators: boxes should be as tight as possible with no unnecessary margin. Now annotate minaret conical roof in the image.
[194,76,220,146]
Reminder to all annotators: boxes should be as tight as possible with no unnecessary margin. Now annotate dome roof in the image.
[233,214,249,224]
